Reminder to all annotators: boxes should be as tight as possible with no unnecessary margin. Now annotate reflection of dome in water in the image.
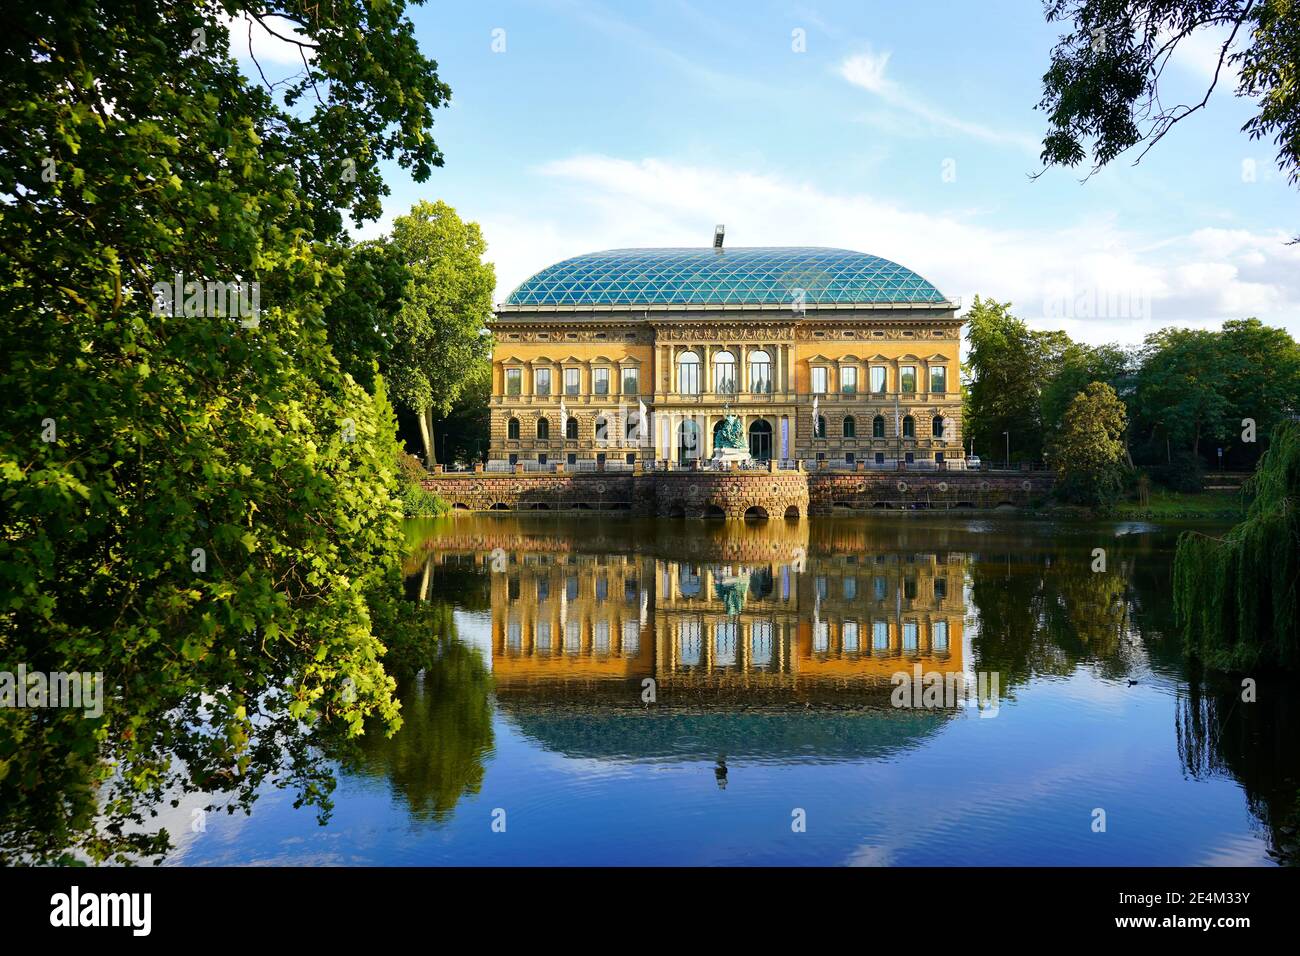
[498,705,951,764]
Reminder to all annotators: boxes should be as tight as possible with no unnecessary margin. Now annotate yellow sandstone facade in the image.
[488,244,964,469]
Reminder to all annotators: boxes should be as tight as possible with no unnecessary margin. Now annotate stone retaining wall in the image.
[420,469,1054,517]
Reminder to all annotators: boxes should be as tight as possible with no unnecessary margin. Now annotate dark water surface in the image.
[168,515,1300,866]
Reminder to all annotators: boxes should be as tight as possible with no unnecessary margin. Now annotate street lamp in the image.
[1003,431,1010,470]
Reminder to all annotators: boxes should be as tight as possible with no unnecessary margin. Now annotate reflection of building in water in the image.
[490,552,656,686]
[431,541,967,695]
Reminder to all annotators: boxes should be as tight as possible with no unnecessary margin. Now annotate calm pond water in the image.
[165,514,1300,866]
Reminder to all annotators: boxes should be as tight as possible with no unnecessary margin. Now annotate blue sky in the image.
[233,0,1300,345]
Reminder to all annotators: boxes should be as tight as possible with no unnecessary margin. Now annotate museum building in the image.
[488,235,964,470]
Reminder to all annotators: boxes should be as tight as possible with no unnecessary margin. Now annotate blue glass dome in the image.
[504,247,948,307]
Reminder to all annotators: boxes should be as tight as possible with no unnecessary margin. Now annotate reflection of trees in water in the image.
[1177,674,1300,865]
[338,609,494,823]
[967,531,1183,687]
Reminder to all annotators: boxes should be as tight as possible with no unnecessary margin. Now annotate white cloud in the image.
[838,50,1039,152]
[481,154,1300,345]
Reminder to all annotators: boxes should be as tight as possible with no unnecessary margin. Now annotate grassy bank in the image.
[1108,489,1247,520]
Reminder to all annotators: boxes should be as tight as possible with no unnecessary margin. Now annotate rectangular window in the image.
[622,367,639,395]
[813,621,829,653]
[536,621,551,652]
[870,366,887,394]
[595,621,610,655]
[565,620,581,654]
[843,621,859,653]
[872,620,889,652]
[565,367,580,395]
[840,367,857,394]
[933,620,949,652]
[811,367,828,394]
[930,366,946,393]
[535,368,551,396]
[622,620,640,657]
[593,368,609,395]
[506,368,522,396]
[900,366,917,393]
[903,621,919,653]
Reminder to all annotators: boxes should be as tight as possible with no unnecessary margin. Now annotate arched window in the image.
[815,415,826,439]
[677,351,700,394]
[902,415,915,439]
[536,418,549,441]
[565,416,578,440]
[594,415,609,443]
[507,417,520,440]
[713,350,736,394]
[872,415,885,438]
[626,414,641,442]
[843,415,856,438]
[749,349,771,393]
[932,415,945,439]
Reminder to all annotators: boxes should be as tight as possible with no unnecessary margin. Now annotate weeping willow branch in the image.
[1174,422,1300,670]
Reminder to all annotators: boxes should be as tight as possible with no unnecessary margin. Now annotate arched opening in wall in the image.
[668,504,686,518]
[702,504,726,519]
[995,501,1017,510]
[574,502,592,510]
[678,419,700,464]
[452,502,469,511]
[525,502,550,510]
[872,501,891,509]
[833,500,855,510]
[744,505,768,521]
[490,502,510,511]
[748,419,773,461]
[784,505,800,520]
[954,501,976,509]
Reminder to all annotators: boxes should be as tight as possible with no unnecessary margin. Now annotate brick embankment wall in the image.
[420,469,1053,516]
[420,473,651,514]
[806,472,1053,514]
[651,470,809,519]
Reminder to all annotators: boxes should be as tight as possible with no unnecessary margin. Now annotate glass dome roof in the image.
[504,247,948,307]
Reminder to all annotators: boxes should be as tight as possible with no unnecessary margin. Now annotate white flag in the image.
[638,398,648,444]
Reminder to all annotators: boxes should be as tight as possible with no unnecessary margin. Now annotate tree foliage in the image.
[0,1,449,862]
[964,296,1070,462]
[1174,422,1300,669]
[1049,381,1130,504]
[326,201,495,465]
[1038,1,1300,203]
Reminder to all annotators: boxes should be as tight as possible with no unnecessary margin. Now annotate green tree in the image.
[1131,328,1233,463]
[430,362,492,465]
[964,296,1067,462]
[1175,422,1300,669]
[1038,1,1299,204]
[1,1,448,862]
[1041,341,1132,453]
[384,201,495,466]
[1049,381,1129,505]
